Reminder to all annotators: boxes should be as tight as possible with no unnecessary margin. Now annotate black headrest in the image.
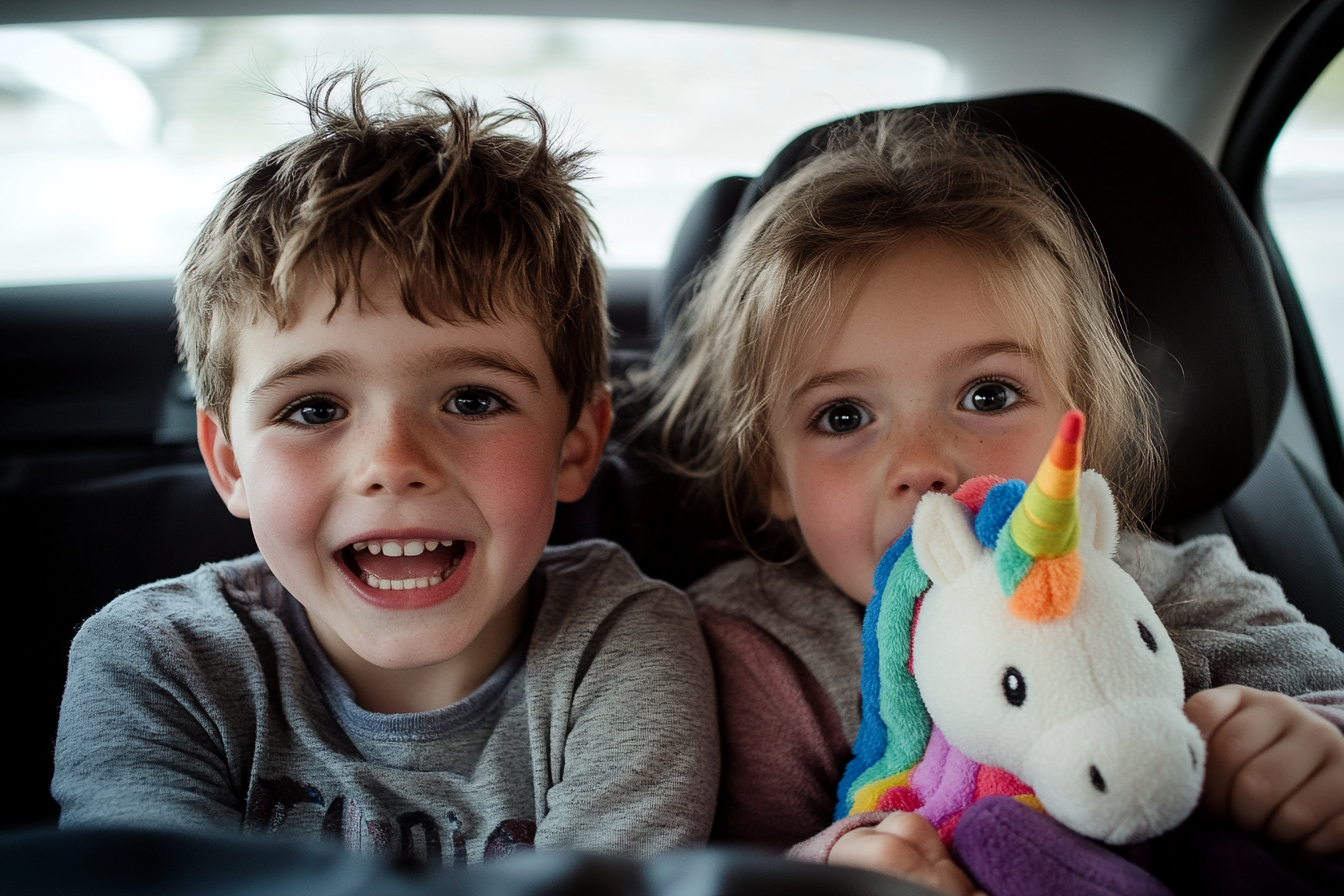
[660,92,1290,527]
[651,175,752,338]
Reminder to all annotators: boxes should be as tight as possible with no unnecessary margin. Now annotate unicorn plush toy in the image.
[837,410,1205,852]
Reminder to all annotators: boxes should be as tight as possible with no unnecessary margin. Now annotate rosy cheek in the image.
[459,433,559,547]
[792,468,865,554]
[242,442,328,555]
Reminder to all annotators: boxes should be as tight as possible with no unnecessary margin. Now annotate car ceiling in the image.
[0,0,1309,160]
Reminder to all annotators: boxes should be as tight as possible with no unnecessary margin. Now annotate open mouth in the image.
[341,538,468,591]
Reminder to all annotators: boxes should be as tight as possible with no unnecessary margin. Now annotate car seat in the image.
[652,91,1344,648]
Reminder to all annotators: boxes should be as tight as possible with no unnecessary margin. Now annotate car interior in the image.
[3,0,1344,853]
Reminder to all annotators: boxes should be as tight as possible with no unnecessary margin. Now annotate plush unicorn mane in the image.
[838,411,1088,817]
[836,411,1202,849]
[837,477,1022,817]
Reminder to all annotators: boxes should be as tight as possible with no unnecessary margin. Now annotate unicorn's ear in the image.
[1078,470,1119,557]
[912,492,984,587]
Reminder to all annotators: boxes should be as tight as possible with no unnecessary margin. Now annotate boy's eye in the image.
[284,399,346,426]
[447,388,505,417]
[960,381,1021,412]
[816,401,871,434]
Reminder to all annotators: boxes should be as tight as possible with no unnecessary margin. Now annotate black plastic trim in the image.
[1221,0,1344,494]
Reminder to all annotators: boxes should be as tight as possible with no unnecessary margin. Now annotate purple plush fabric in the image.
[1130,809,1344,895]
[909,727,979,828]
[951,797,1173,896]
[954,796,1344,896]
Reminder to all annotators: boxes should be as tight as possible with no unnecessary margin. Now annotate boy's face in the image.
[767,237,1069,605]
[200,269,609,687]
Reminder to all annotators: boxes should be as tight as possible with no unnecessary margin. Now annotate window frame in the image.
[1221,0,1344,494]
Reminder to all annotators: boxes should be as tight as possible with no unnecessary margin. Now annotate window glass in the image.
[1265,50,1344,422]
[0,16,950,285]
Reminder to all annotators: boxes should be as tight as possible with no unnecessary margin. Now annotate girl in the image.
[642,111,1344,895]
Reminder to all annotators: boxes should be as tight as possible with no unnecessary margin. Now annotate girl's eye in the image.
[960,381,1021,412]
[284,399,345,426]
[816,401,871,434]
[447,388,505,417]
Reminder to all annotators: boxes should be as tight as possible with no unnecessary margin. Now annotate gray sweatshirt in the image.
[53,540,718,864]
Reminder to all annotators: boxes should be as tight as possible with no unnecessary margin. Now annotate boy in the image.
[51,72,717,863]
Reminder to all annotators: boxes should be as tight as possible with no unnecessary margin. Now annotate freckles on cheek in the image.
[470,436,559,543]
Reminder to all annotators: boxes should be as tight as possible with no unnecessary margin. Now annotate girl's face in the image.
[767,236,1070,604]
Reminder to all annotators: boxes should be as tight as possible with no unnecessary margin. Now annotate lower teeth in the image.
[366,574,443,590]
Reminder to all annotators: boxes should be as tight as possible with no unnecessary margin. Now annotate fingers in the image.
[1184,684,1246,745]
[1239,715,1333,835]
[872,810,954,867]
[830,813,984,896]
[1190,685,1287,820]
[1262,725,1344,852]
[1301,808,1344,856]
[1191,685,1344,851]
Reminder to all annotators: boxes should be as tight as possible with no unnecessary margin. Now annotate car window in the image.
[0,15,949,286]
[1265,48,1344,423]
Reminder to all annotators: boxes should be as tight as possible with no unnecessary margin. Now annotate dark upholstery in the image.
[651,175,752,338]
[5,467,258,829]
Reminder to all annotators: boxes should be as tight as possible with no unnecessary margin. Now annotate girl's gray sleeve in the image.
[52,596,250,832]
[533,586,719,856]
[1119,533,1344,716]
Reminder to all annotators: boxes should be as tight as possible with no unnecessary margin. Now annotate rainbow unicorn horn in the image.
[1004,410,1086,622]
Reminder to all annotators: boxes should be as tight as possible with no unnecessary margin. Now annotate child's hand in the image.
[1186,684,1344,854]
[829,812,985,896]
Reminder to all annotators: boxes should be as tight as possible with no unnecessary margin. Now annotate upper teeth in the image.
[351,539,451,555]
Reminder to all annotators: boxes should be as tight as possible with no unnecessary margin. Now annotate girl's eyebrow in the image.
[941,339,1037,368]
[789,366,882,405]
[788,340,1037,405]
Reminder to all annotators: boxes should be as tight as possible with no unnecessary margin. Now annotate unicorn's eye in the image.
[1002,666,1027,707]
[1137,621,1158,653]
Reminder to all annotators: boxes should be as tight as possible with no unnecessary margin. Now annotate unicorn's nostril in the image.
[1190,744,1198,769]
[1089,765,1107,793]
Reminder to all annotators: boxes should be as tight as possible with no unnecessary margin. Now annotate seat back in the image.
[657,92,1344,644]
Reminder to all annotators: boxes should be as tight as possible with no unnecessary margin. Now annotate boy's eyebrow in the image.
[248,347,543,400]
[416,347,542,391]
[248,352,357,403]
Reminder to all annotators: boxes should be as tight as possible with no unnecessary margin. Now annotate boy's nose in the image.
[353,413,443,495]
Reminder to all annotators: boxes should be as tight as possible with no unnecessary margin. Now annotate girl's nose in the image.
[353,413,443,495]
[887,427,958,498]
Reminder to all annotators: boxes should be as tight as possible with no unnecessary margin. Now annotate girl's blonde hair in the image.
[642,109,1163,552]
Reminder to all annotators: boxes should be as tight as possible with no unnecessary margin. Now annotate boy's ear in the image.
[556,387,613,503]
[197,407,251,519]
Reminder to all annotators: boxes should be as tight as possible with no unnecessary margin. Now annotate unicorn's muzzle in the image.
[1021,698,1206,844]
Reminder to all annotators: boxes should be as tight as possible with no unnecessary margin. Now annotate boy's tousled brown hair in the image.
[177,69,606,436]
[642,109,1163,554]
